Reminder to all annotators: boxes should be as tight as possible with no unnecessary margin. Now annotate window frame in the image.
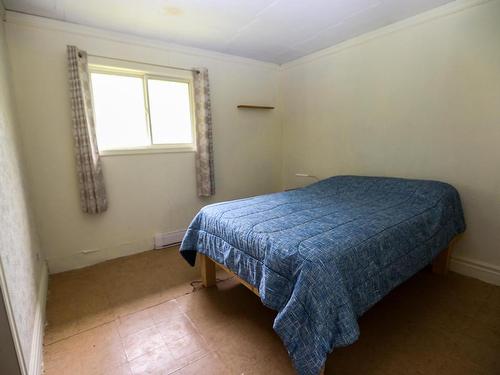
[88,64,197,156]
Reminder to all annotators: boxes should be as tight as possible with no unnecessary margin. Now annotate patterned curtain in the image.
[67,45,108,214]
[193,68,215,197]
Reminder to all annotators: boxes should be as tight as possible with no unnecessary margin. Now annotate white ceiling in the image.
[4,0,454,64]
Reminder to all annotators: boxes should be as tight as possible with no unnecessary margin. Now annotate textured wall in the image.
[0,11,43,370]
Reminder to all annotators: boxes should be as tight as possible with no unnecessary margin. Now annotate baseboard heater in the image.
[154,230,186,249]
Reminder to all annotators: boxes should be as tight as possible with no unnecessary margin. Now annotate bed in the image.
[180,175,465,375]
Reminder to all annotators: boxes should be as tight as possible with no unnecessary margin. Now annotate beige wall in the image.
[6,14,282,273]
[0,6,43,372]
[5,1,500,281]
[281,0,500,272]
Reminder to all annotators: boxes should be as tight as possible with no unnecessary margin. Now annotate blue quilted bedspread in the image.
[180,176,465,375]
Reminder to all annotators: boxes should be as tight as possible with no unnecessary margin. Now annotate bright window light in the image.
[89,67,195,154]
[90,73,149,150]
[148,79,193,145]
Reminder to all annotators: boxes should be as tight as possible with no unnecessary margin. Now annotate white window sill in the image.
[100,146,196,157]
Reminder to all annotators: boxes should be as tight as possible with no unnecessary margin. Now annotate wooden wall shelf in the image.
[237,105,275,109]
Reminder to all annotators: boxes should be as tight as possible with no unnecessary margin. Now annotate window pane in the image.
[148,79,193,145]
[90,72,149,150]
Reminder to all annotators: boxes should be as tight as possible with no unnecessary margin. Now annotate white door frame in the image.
[0,257,28,375]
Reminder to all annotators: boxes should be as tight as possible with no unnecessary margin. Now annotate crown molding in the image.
[4,10,280,71]
[5,0,492,70]
[281,0,492,70]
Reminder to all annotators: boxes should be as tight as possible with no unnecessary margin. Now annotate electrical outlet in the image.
[81,249,100,255]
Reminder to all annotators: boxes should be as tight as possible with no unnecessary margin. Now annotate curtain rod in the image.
[87,53,200,74]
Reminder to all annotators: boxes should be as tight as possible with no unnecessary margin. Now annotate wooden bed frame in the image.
[199,235,461,294]
[199,236,460,375]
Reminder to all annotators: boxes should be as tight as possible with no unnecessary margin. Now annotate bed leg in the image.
[200,254,216,287]
[432,245,452,275]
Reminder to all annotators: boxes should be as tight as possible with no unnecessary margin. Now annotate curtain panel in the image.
[67,45,108,214]
[193,68,215,197]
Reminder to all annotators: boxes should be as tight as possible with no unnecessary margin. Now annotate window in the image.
[89,65,195,155]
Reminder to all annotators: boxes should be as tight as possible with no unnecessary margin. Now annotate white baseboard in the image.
[28,262,48,375]
[450,256,500,286]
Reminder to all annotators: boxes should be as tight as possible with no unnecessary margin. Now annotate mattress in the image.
[180,175,465,375]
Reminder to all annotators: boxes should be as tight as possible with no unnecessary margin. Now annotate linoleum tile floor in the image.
[43,246,500,375]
